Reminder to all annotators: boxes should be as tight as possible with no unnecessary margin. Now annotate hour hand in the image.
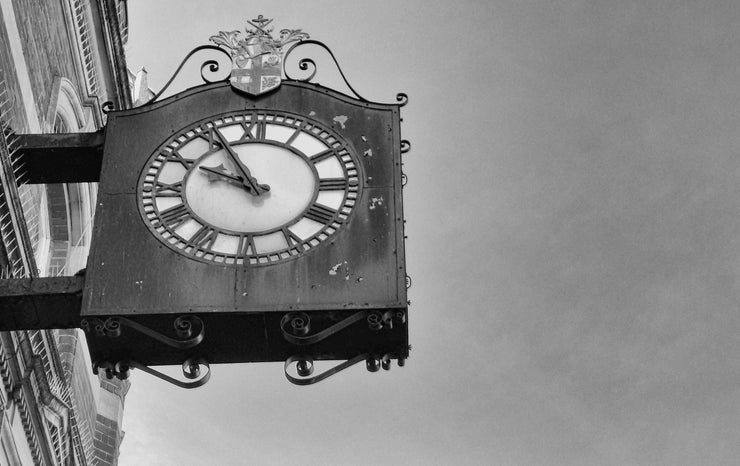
[200,163,242,183]
[199,164,270,193]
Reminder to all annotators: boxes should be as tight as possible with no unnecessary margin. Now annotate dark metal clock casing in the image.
[81,82,406,365]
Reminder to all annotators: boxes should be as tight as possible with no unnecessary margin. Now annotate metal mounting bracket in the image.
[94,357,211,389]
[80,315,204,349]
[284,352,404,385]
[280,309,406,345]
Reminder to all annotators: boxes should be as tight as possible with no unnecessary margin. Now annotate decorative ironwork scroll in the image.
[94,358,211,389]
[284,353,403,385]
[127,358,211,389]
[281,309,406,345]
[101,101,115,114]
[141,15,407,108]
[281,311,366,345]
[401,140,411,153]
[81,315,204,349]
[283,39,409,106]
[284,353,367,385]
[144,45,232,105]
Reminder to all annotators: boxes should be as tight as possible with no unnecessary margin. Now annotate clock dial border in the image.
[137,109,362,266]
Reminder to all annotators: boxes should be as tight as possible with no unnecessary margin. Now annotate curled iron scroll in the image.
[144,45,232,105]
[396,93,409,107]
[401,140,411,153]
[280,310,369,345]
[126,358,211,389]
[367,309,406,331]
[284,40,409,106]
[95,358,211,389]
[285,352,404,385]
[81,315,204,349]
[284,353,367,385]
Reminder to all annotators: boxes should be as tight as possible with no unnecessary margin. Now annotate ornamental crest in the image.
[210,15,309,96]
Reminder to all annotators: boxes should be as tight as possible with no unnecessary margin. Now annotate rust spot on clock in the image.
[369,196,384,210]
[332,115,348,129]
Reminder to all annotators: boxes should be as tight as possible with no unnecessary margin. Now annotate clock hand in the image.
[211,127,270,195]
[199,165,270,193]
[200,164,243,183]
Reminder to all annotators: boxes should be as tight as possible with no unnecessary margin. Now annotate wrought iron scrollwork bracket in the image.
[400,140,411,153]
[283,39,409,107]
[142,44,232,106]
[101,101,115,114]
[281,310,364,345]
[284,353,366,385]
[81,315,205,349]
[94,358,211,389]
[280,309,406,346]
[281,310,407,385]
[84,315,210,389]
[137,32,409,108]
[284,352,404,385]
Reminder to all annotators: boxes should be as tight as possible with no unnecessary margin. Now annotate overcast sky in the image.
[119,1,740,465]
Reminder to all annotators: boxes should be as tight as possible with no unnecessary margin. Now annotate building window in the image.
[53,113,69,133]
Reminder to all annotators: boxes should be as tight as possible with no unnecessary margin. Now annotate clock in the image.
[83,81,407,372]
[138,109,361,265]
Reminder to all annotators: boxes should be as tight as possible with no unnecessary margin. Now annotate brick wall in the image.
[0,5,29,132]
[10,0,79,124]
[94,375,130,464]
[94,413,121,465]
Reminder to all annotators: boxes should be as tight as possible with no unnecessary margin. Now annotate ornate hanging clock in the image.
[74,17,409,386]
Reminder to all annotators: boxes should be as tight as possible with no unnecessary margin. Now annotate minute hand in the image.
[212,127,269,195]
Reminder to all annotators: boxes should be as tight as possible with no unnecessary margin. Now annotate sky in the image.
[119,1,740,465]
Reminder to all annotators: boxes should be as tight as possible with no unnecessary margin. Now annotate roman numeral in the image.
[200,127,222,152]
[164,150,194,169]
[189,225,218,250]
[157,204,191,229]
[310,148,337,163]
[285,121,306,146]
[254,120,266,140]
[154,181,183,197]
[318,178,347,191]
[241,117,266,140]
[282,228,302,246]
[304,203,337,224]
[238,234,255,256]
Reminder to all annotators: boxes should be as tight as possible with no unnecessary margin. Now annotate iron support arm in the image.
[14,130,105,183]
[0,276,83,330]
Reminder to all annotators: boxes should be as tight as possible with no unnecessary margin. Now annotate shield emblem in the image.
[210,16,309,97]
[230,52,283,96]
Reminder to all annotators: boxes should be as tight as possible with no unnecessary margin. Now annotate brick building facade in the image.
[0,0,132,464]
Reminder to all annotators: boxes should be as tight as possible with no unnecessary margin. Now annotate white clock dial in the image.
[139,110,361,265]
[186,142,316,232]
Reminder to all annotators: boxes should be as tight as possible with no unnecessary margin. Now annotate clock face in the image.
[138,110,361,265]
